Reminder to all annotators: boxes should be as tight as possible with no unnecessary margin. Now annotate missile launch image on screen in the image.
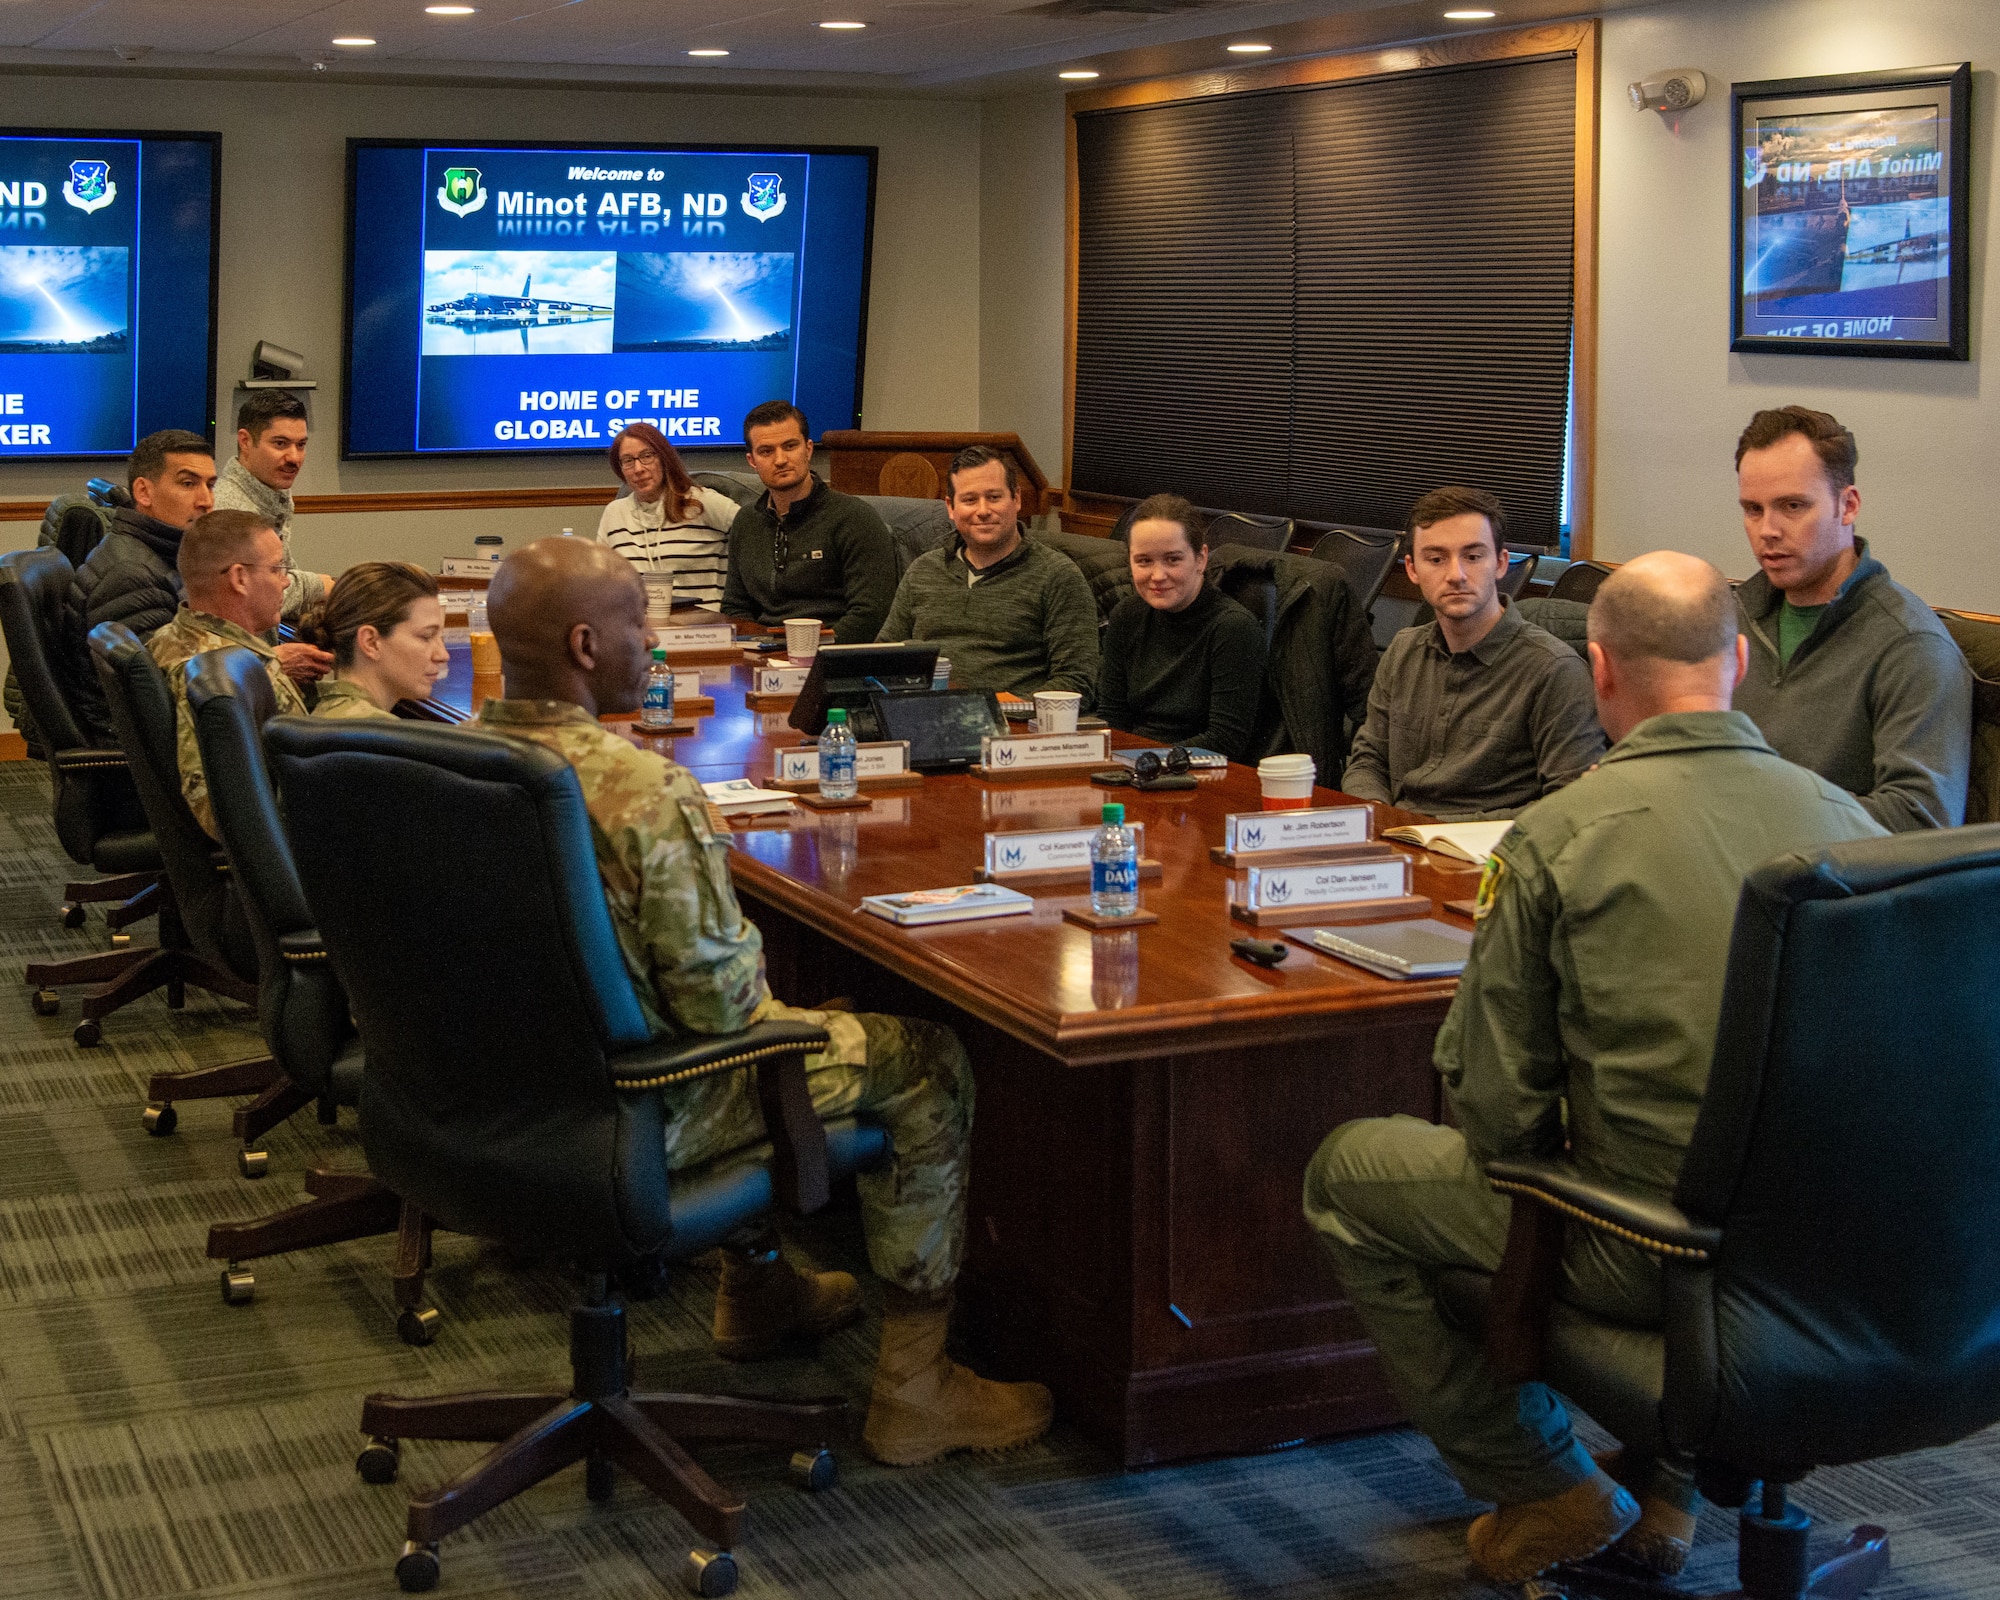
[613,252,795,353]
[0,246,129,354]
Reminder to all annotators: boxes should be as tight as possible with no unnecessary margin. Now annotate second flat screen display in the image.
[345,141,876,457]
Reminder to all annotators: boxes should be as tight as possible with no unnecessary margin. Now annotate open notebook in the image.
[1380,819,1513,866]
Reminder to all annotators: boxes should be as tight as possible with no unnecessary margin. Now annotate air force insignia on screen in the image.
[62,160,117,214]
[742,173,786,221]
[437,167,488,217]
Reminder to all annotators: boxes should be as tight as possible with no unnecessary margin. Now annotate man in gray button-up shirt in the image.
[1343,486,1606,819]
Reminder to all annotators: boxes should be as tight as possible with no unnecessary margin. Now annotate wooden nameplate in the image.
[1209,840,1397,869]
[1062,906,1161,930]
[795,792,875,812]
[969,761,1118,782]
[976,859,1163,888]
[746,691,800,711]
[1442,898,1479,919]
[771,771,923,793]
[661,646,745,666]
[1228,894,1433,930]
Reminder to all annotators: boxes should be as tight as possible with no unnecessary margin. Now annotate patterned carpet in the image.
[0,758,1995,1600]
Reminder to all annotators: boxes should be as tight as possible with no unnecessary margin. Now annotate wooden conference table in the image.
[433,646,1482,1467]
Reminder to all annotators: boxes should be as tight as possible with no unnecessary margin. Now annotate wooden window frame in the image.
[1063,19,1600,557]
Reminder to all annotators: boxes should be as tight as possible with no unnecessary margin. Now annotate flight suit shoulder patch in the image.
[1472,853,1508,921]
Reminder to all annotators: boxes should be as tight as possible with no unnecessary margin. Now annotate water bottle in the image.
[819,707,858,800]
[1090,802,1139,917]
[639,648,674,730]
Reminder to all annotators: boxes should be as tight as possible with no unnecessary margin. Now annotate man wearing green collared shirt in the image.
[147,509,308,839]
[1305,552,1884,1586]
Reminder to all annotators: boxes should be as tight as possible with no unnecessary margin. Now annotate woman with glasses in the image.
[1096,494,1267,762]
[596,422,741,611]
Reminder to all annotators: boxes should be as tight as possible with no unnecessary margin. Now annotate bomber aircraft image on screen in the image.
[422,250,615,355]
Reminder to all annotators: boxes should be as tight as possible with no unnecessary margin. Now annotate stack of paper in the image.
[860,884,1034,927]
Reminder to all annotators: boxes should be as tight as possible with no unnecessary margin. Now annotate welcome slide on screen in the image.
[345,143,875,457]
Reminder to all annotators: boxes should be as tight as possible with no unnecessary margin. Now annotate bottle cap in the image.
[828,708,848,724]
[651,648,666,661]
[1102,802,1125,824]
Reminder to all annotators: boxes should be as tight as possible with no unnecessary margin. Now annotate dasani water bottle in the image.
[639,648,674,730]
[1090,802,1139,917]
[819,707,858,799]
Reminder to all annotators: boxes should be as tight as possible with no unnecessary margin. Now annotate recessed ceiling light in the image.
[1443,8,1497,17]
[424,5,477,14]
[1227,43,1272,53]
[1059,69,1099,79]
[688,48,729,56]
[818,19,868,28]
[332,36,377,46]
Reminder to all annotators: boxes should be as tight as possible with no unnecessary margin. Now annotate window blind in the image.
[1072,54,1576,547]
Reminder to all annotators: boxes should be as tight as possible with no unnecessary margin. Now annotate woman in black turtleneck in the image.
[1095,495,1267,761]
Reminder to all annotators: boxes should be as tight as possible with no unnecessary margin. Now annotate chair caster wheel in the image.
[397,1307,441,1346]
[789,1447,837,1492]
[74,1019,102,1048]
[681,1549,737,1598]
[395,1541,440,1593]
[586,1453,614,1502]
[141,1102,176,1135]
[356,1436,401,1484]
[31,989,59,1016]
[219,1267,255,1305]
[237,1149,269,1179]
[61,902,86,929]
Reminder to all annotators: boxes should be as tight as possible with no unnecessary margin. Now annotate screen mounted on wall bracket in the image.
[0,127,220,460]
[343,140,878,458]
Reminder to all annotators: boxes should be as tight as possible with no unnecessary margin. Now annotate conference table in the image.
[433,643,1483,1467]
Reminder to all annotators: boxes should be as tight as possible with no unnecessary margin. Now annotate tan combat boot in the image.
[1466,1468,1641,1582]
[861,1285,1054,1466]
[711,1243,861,1361]
[1595,1448,1699,1576]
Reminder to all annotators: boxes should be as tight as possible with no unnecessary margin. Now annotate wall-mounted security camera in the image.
[244,340,317,390]
[1628,69,1707,113]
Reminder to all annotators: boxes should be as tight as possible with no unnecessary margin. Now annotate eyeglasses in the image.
[616,450,661,469]
[220,560,290,578]
[1132,746,1193,782]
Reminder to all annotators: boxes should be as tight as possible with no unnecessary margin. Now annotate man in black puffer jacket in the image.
[64,429,215,743]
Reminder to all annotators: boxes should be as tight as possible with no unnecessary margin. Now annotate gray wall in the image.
[1598,0,1998,609]
[0,70,983,586]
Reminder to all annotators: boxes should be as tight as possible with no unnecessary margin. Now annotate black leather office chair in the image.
[1496,549,1540,600]
[0,550,165,1002]
[264,717,891,1597]
[1205,510,1295,553]
[1308,526,1402,611]
[87,623,275,1110]
[1444,827,2000,1600]
[186,647,437,1330]
[1548,558,1613,604]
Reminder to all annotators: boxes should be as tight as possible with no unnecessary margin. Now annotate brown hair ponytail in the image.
[296,562,439,667]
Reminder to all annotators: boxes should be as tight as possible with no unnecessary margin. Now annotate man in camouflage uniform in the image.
[148,509,307,838]
[1304,552,1884,1584]
[476,536,1051,1467]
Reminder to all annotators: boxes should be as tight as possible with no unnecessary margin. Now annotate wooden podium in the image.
[820,430,1052,518]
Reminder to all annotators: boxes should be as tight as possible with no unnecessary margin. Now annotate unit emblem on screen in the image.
[741,173,786,221]
[437,167,488,217]
[62,160,116,214]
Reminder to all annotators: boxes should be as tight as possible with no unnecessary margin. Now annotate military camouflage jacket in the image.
[311,676,396,721]
[147,607,307,838]
[475,699,768,1036]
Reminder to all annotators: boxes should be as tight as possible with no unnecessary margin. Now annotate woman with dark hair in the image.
[596,422,741,610]
[296,562,448,720]
[1095,493,1267,761]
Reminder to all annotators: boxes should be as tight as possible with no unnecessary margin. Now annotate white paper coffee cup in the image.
[1033,691,1081,734]
[641,571,674,621]
[1257,753,1316,806]
[784,617,824,662]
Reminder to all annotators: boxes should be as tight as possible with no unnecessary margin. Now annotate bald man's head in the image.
[1585,551,1746,742]
[1587,551,1737,667]
[488,536,654,714]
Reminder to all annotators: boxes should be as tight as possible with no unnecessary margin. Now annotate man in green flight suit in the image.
[1303,550,1885,1583]
[474,536,1052,1467]
[148,508,308,839]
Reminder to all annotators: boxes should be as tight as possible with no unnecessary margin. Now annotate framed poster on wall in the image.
[1732,62,1970,360]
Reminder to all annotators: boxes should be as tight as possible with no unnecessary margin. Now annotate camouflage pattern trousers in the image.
[659,1001,974,1295]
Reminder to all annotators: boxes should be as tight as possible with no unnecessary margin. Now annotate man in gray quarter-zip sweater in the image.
[876,445,1099,704]
[1730,405,1969,832]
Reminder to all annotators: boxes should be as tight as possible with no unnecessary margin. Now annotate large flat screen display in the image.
[344,141,876,457]
[0,128,219,458]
